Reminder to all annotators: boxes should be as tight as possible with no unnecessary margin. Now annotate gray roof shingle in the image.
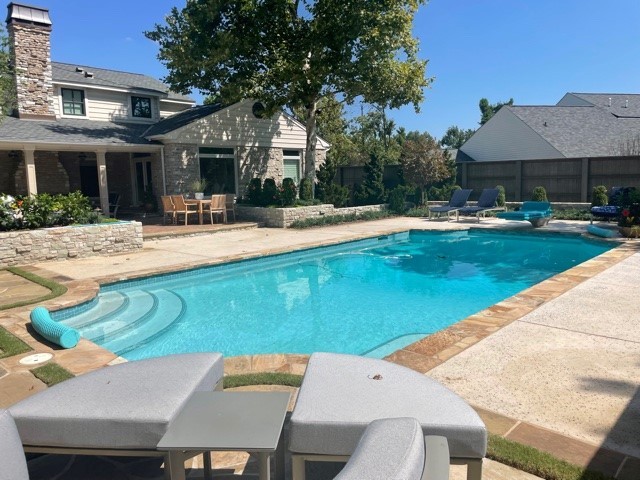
[568,93,640,118]
[52,62,193,103]
[509,105,640,158]
[143,103,225,137]
[0,116,156,146]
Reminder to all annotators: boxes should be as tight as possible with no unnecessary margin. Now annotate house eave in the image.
[0,140,163,152]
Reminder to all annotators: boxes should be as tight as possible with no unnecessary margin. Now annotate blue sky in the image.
[43,0,640,139]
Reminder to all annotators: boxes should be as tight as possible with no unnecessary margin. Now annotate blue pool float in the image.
[586,225,617,238]
[30,306,80,349]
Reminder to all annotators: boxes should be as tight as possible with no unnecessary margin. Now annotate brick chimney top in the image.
[6,2,51,29]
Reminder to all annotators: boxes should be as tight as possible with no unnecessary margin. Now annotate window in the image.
[199,148,236,194]
[283,150,301,184]
[61,88,85,116]
[131,96,152,118]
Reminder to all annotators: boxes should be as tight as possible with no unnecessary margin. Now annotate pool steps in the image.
[61,289,187,355]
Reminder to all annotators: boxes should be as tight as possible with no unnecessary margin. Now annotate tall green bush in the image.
[532,186,548,202]
[262,178,278,206]
[299,178,313,201]
[591,185,608,206]
[387,186,407,214]
[246,178,262,206]
[279,178,297,206]
[315,157,349,207]
[353,153,385,205]
[495,185,506,206]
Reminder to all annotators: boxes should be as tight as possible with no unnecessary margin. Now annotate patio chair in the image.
[8,353,224,480]
[225,194,236,223]
[0,409,29,480]
[207,194,227,224]
[497,201,552,227]
[334,418,450,480]
[170,194,199,225]
[161,195,176,225]
[108,192,120,218]
[429,189,472,221]
[459,188,504,222]
[289,352,486,480]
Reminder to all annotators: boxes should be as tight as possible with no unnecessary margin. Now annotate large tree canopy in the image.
[146,0,430,190]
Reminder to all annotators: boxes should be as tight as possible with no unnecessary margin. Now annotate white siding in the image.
[460,108,563,161]
[160,100,192,119]
[161,99,328,150]
[53,85,160,123]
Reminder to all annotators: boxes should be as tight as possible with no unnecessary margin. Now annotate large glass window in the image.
[131,96,152,118]
[283,150,301,184]
[62,88,85,116]
[199,147,236,194]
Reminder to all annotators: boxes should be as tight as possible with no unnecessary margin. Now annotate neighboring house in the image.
[457,93,640,201]
[0,3,327,215]
[459,93,640,162]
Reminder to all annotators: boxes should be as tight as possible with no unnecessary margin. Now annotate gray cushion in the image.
[0,409,29,480]
[9,353,223,450]
[289,353,486,459]
[334,417,425,480]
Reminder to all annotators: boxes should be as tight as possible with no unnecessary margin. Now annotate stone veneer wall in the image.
[14,152,69,195]
[236,204,386,228]
[0,222,143,268]
[163,143,199,195]
[8,22,55,117]
[237,147,283,197]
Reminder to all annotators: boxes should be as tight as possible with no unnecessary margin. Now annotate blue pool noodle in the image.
[30,306,80,349]
[586,225,617,238]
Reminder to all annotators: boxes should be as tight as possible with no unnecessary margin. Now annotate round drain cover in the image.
[19,353,53,365]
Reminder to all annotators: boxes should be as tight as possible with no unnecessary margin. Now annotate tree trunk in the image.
[305,100,318,198]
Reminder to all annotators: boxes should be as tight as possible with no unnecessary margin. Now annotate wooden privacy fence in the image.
[457,156,640,202]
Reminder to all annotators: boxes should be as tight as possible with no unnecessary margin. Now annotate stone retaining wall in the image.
[0,221,143,268]
[236,204,386,228]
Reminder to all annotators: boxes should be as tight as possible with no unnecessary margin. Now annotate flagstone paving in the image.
[1,217,638,479]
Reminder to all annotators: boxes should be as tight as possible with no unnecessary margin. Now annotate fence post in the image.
[581,158,589,202]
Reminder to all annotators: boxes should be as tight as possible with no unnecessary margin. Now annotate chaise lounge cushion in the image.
[0,409,29,480]
[334,418,426,480]
[289,353,486,459]
[9,353,223,450]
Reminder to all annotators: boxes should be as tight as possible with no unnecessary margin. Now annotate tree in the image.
[440,125,475,148]
[399,133,450,204]
[0,27,16,117]
[350,105,401,165]
[479,97,513,125]
[146,0,430,194]
[353,153,385,205]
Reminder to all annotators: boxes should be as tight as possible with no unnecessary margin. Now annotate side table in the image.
[158,391,290,480]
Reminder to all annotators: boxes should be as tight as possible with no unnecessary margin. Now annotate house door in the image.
[79,164,99,197]
[134,156,153,205]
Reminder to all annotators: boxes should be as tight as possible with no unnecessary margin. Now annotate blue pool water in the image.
[56,230,612,359]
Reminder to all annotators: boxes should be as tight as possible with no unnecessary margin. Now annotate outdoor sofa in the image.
[429,189,473,221]
[8,353,224,480]
[289,352,487,480]
[496,201,552,227]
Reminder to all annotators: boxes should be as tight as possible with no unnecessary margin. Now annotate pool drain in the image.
[19,353,53,365]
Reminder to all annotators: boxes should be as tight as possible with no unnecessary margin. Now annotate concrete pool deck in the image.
[1,216,639,478]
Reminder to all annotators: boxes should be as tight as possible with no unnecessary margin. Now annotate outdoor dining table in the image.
[184,198,211,225]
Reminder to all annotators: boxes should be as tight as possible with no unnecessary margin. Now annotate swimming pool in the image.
[56,230,612,359]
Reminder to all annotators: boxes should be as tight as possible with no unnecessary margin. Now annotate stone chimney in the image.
[6,2,55,119]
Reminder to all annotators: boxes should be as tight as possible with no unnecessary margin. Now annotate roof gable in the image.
[565,93,640,118]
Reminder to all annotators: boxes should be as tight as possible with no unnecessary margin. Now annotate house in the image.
[0,3,328,215]
[456,93,640,201]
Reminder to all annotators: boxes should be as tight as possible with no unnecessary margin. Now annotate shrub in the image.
[262,178,278,206]
[0,192,96,231]
[591,186,608,206]
[387,186,408,214]
[353,153,385,206]
[279,178,297,206]
[320,183,349,208]
[496,185,506,206]
[246,178,262,206]
[532,186,548,201]
[299,177,313,201]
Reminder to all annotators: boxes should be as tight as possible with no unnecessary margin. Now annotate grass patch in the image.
[290,210,393,229]
[0,325,32,358]
[405,206,431,217]
[30,363,74,386]
[487,434,614,480]
[223,372,303,389]
[0,267,67,311]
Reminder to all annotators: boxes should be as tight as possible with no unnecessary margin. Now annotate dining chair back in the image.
[209,194,227,224]
[161,196,176,225]
[225,194,236,223]
[170,195,198,225]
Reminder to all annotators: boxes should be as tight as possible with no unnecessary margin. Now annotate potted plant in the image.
[190,178,208,200]
[618,204,640,238]
[143,185,157,213]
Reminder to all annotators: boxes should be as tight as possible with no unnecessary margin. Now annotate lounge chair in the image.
[0,409,29,480]
[589,187,628,224]
[497,201,552,227]
[459,188,505,222]
[335,418,450,480]
[8,353,224,480]
[289,353,486,480]
[429,189,472,221]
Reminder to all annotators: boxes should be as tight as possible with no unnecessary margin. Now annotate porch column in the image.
[96,149,110,215]
[24,147,37,196]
